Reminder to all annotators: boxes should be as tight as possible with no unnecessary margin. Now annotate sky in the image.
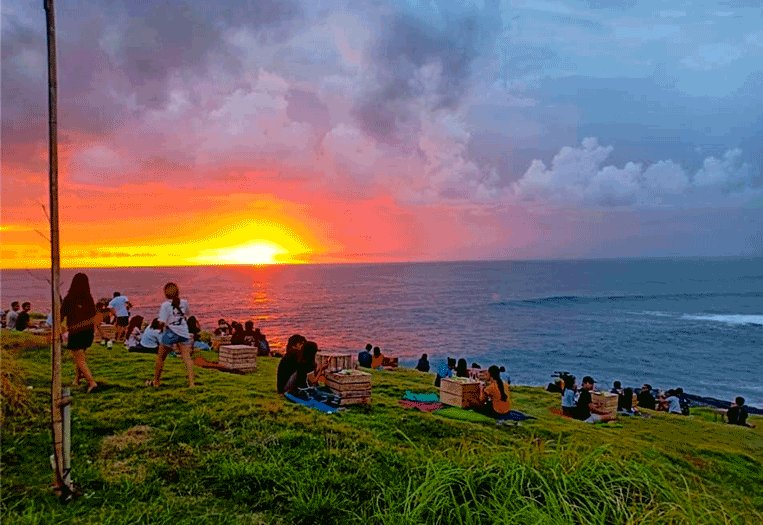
[2,0,762,268]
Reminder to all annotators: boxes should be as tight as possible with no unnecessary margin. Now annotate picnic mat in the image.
[433,407,496,424]
[496,410,536,422]
[434,407,535,424]
[399,400,443,412]
[285,388,342,414]
[403,390,440,403]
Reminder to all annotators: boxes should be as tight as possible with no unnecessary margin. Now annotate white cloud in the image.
[512,138,756,208]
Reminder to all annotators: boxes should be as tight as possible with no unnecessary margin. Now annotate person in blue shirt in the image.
[358,343,372,368]
[434,357,456,387]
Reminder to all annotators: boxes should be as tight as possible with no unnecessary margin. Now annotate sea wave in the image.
[680,314,763,326]
[498,291,763,307]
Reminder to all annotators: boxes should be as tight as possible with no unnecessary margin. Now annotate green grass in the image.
[2,330,762,524]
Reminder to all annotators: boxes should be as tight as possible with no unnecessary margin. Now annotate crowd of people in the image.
[3,274,757,428]
[214,319,271,356]
[549,372,754,427]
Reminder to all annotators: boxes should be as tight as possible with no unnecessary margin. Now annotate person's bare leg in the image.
[151,345,172,386]
[71,350,97,391]
[178,342,195,387]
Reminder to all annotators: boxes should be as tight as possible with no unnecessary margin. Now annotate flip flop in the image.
[144,379,159,388]
[86,384,99,393]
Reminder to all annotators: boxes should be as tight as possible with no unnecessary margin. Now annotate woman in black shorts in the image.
[61,273,98,392]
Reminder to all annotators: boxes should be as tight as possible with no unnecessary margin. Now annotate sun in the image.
[199,241,289,265]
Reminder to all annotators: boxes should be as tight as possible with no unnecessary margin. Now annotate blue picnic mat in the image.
[403,390,440,403]
[497,410,536,422]
[434,407,535,424]
[285,388,342,414]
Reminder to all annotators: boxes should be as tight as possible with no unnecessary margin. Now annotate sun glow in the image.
[196,241,291,265]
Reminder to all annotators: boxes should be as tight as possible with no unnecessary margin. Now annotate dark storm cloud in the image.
[353,1,502,143]
[1,0,303,165]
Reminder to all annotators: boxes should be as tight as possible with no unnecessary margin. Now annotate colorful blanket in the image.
[403,390,440,403]
[399,400,443,412]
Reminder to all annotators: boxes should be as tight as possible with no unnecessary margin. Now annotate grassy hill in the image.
[2,331,762,524]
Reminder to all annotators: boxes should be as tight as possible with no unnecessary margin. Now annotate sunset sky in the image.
[2,0,762,268]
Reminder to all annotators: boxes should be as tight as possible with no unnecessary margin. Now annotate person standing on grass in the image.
[61,273,98,393]
[147,282,194,388]
[108,291,131,343]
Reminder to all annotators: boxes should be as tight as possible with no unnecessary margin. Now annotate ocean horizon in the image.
[2,257,762,406]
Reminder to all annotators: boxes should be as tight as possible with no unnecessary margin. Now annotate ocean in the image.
[2,258,762,406]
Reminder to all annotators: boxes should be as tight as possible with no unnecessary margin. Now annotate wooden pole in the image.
[44,0,69,499]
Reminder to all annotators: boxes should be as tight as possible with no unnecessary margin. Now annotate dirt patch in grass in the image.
[100,425,153,459]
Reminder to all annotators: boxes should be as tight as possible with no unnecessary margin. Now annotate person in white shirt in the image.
[146,282,194,388]
[125,315,144,349]
[128,318,162,353]
[6,302,20,330]
[108,292,132,343]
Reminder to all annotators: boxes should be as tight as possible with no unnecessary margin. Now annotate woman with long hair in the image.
[61,273,98,392]
[125,315,144,349]
[455,358,469,378]
[478,365,511,417]
[147,282,194,388]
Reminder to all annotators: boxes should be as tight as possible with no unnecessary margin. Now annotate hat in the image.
[582,376,595,384]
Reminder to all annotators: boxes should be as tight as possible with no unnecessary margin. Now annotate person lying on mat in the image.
[477,365,511,417]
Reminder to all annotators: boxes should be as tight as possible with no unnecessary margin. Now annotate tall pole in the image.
[44,0,69,498]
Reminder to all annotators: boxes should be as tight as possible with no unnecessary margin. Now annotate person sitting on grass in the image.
[455,358,469,378]
[664,388,687,415]
[561,374,577,417]
[253,328,270,356]
[573,376,616,424]
[637,384,656,410]
[214,318,231,336]
[434,357,456,387]
[187,316,210,351]
[125,315,144,350]
[415,353,430,373]
[477,365,511,418]
[300,341,329,388]
[358,343,373,368]
[129,318,162,353]
[15,302,32,331]
[230,322,245,345]
[371,346,385,369]
[276,334,307,394]
[727,396,755,427]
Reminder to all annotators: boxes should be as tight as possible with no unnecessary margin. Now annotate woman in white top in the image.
[147,282,195,388]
